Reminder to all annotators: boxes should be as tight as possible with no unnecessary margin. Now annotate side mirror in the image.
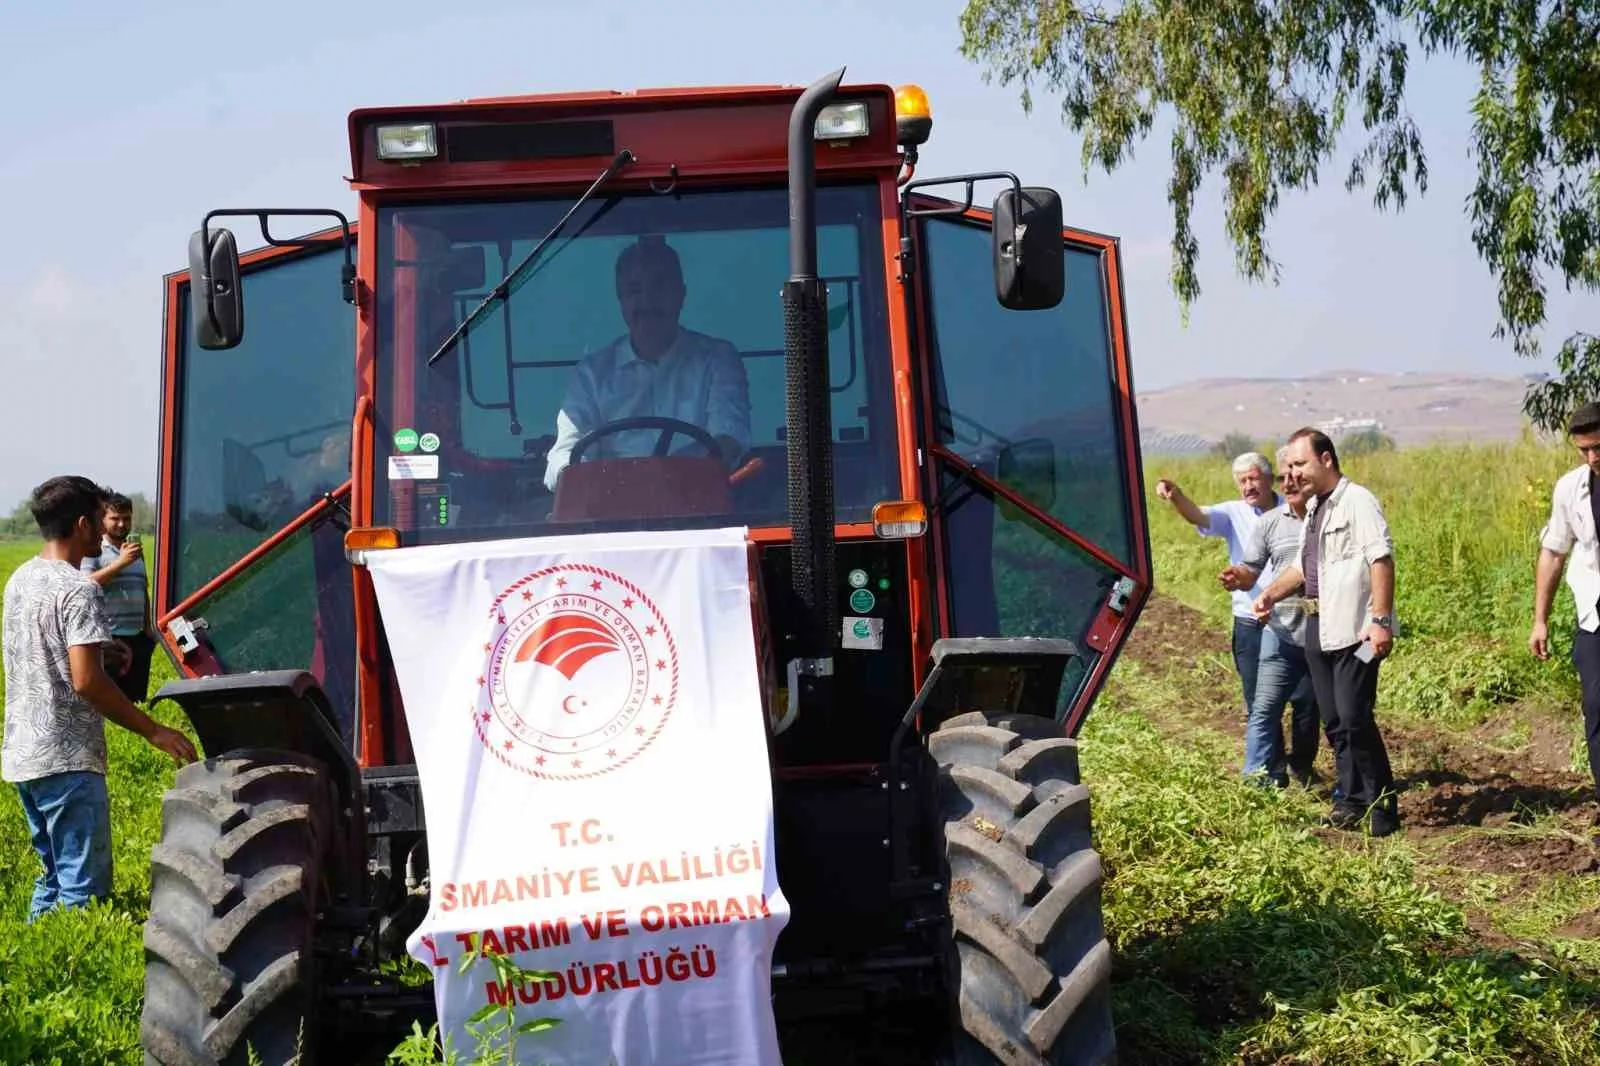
[993,186,1065,310]
[997,437,1057,515]
[189,227,244,350]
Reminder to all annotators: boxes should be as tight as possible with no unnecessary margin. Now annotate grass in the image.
[1112,433,1600,1062]
[0,539,188,1065]
[1149,434,1586,735]
[1086,666,1600,1063]
[1,437,1599,1062]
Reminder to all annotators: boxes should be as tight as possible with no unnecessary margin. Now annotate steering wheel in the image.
[568,416,725,465]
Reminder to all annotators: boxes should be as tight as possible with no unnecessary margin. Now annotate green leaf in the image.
[517,1018,562,1034]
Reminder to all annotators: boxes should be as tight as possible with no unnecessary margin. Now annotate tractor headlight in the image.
[376,123,439,160]
[814,102,870,141]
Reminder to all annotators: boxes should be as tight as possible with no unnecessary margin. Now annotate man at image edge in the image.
[1530,401,1600,828]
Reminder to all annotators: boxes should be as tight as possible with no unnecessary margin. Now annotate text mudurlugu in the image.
[485,944,720,1005]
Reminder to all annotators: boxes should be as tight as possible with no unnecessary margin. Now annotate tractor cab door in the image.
[155,228,361,748]
[909,198,1152,733]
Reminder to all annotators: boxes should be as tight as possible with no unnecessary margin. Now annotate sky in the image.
[0,0,1590,509]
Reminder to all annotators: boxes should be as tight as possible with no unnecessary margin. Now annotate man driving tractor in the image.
[541,235,752,490]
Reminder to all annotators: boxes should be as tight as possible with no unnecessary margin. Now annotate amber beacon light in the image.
[894,84,932,147]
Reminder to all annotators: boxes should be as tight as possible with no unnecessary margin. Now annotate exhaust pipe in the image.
[783,68,844,671]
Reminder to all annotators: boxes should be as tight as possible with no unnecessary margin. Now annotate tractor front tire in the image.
[141,748,337,1066]
[932,711,1116,1066]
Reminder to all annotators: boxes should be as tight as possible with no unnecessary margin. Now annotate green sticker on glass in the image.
[852,619,871,640]
[419,432,441,454]
[849,588,876,613]
[847,569,868,589]
[393,428,419,453]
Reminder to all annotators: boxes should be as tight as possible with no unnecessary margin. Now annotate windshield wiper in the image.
[425,148,637,367]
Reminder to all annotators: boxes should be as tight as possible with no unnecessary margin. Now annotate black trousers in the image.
[112,632,156,704]
[1304,616,1395,814]
[1570,628,1600,800]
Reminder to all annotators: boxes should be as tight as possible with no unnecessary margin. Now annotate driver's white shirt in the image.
[542,327,752,491]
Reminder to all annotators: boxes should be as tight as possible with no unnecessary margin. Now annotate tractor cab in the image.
[155,142,1151,755]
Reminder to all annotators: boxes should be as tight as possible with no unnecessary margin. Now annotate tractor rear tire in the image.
[931,710,1116,1066]
[140,748,337,1066]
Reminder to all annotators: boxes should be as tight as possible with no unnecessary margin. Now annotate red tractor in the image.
[141,69,1151,1065]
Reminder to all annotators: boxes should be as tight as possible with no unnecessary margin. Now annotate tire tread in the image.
[141,750,334,1066]
[936,711,1115,1066]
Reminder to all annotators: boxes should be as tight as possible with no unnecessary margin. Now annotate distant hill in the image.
[1135,370,1549,456]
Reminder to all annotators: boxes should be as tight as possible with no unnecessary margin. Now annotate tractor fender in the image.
[150,669,365,889]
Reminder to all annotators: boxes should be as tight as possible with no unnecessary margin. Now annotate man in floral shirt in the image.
[2,475,196,921]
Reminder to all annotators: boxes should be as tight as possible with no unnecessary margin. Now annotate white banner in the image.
[365,527,789,1065]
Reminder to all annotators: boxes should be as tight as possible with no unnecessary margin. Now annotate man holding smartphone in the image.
[1252,428,1400,837]
[80,492,156,704]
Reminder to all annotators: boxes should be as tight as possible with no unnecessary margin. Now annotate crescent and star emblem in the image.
[478,565,677,781]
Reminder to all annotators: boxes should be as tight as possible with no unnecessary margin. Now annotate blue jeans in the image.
[15,771,113,921]
[1231,616,1264,718]
[1244,626,1321,787]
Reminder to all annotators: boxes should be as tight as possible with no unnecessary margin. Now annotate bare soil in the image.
[1554,908,1600,940]
[1123,594,1600,882]
[1121,593,1249,738]
[1441,831,1600,877]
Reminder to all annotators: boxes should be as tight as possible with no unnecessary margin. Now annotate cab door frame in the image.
[155,223,360,678]
[901,192,1153,734]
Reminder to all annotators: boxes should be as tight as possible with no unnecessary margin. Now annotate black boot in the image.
[1367,794,1402,838]
[1322,804,1362,830]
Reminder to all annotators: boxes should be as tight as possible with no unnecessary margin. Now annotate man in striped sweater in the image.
[1221,447,1324,789]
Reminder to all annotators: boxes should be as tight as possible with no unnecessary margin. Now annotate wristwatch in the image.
[1370,615,1392,629]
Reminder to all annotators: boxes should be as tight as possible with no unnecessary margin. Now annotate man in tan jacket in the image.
[1252,428,1399,837]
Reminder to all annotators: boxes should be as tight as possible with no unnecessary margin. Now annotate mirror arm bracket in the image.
[899,171,1022,227]
[199,209,357,306]
[895,172,1029,287]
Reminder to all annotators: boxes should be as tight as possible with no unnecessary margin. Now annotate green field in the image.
[1,437,1599,1063]
[0,538,189,1065]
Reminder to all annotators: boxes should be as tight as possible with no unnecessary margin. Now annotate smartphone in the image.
[1354,638,1375,663]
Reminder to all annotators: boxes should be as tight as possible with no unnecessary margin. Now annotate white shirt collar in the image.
[615,327,685,368]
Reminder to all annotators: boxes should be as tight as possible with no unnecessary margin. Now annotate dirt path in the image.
[1121,594,1600,885]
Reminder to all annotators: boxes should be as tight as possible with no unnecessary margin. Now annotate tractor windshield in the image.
[372,181,895,543]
